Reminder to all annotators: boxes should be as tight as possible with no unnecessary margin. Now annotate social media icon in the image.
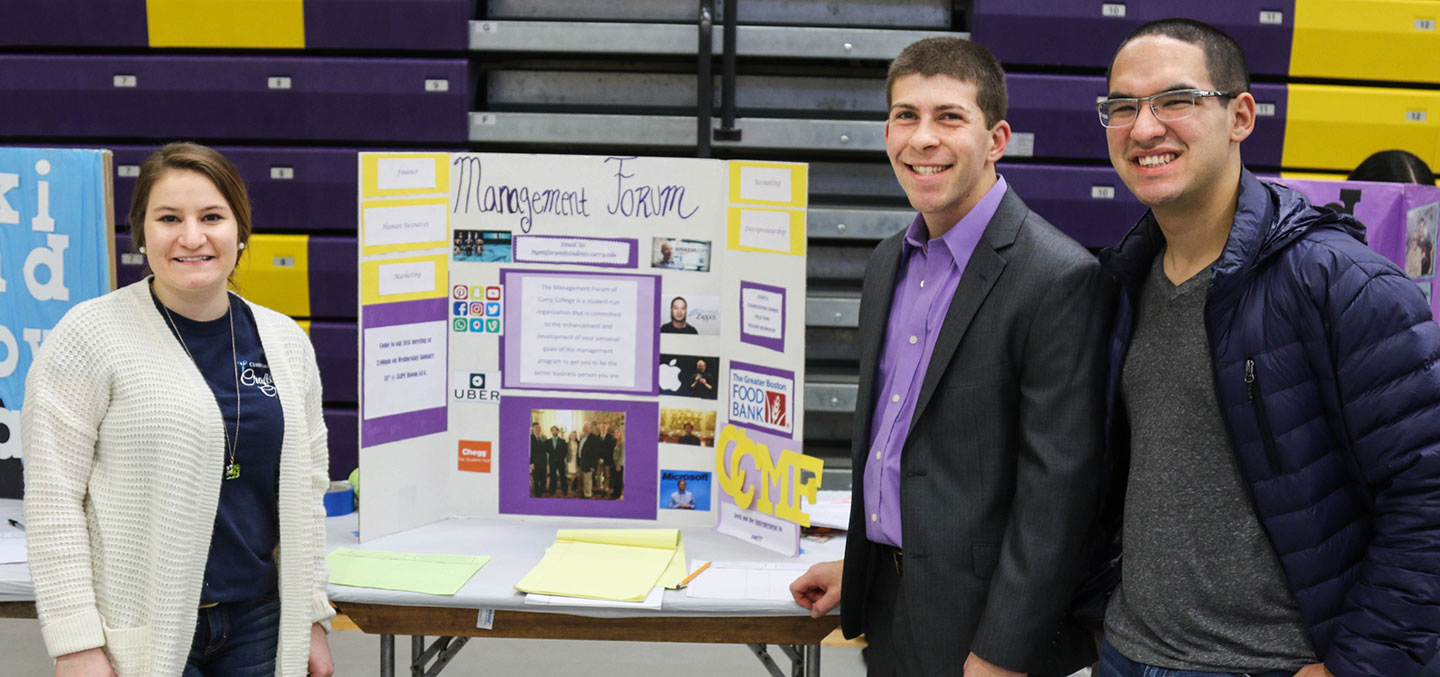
[485,286,502,301]
[486,302,501,317]
[470,318,485,332]
[469,373,485,389]
[452,285,469,300]
[470,286,485,300]
[470,302,484,315]
[452,318,468,332]
[453,301,468,316]
[486,318,501,333]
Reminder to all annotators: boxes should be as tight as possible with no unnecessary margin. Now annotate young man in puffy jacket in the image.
[1093,18,1440,677]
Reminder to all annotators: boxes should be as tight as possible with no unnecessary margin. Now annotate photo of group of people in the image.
[528,409,627,501]
[659,408,717,446]
[650,237,711,272]
[658,354,719,400]
[453,229,514,263]
[658,295,720,336]
[658,470,712,511]
[1406,202,1437,279]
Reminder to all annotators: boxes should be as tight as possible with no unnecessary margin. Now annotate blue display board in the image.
[0,147,113,494]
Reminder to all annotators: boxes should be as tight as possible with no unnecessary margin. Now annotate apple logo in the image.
[659,359,682,393]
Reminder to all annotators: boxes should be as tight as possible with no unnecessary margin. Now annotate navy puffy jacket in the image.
[1098,170,1440,676]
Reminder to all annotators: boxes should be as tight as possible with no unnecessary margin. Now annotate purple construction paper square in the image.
[498,395,658,519]
[738,280,786,353]
[361,297,449,447]
[512,235,639,268]
[499,269,661,395]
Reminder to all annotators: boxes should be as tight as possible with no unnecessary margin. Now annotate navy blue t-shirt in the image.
[154,291,284,604]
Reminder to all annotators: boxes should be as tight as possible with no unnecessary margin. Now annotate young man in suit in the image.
[789,37,1111,676]
[1092,19,1440,677]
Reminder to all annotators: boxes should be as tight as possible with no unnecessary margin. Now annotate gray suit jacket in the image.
[841,187,1112,675]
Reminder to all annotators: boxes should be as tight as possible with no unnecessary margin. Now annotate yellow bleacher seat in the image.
[1282,84,1440,172]
[232,234,312,318]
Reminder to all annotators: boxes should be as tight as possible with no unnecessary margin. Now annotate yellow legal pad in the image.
[515,529,689,602]
[327,549,491,596]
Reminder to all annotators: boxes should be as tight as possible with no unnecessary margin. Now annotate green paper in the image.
[327,548,490,596]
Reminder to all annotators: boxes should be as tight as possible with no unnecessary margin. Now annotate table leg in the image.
[804,644,820,677]
[411,635,424,677]
[380,634,394,677]
[746,644,787,677]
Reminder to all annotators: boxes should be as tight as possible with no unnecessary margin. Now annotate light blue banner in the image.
[0,147,112,435]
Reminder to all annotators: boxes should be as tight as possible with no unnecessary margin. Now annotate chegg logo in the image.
[458,440,492,472]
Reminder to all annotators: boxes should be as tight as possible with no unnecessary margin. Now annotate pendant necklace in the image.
[161,294,242,481]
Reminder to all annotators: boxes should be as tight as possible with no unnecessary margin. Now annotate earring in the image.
[238,242,246,251]
[138,246,146,254]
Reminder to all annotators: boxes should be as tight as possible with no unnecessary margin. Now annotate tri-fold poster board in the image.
[0,147,114,498]
[1277,177,1440,321]
[356,152,813,541]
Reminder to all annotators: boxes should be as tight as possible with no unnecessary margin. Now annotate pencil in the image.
[679,561,711,587]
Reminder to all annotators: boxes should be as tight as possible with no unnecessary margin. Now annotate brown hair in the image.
[128,142,253,259]
[1109,18,1251,94]
[885,37,1008,128]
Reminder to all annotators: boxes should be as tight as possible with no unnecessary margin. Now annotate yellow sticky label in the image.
[361,153,452,199]
[146,0,305,49]
[360,197,451,257]
[231,234,310,317]
[1291,1,1440,82]
[1282,84,1440,172]
[726,207,807,256]
[728,161,808,207]
[361,254,449,306]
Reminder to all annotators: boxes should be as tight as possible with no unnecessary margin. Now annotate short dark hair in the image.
[1108,18,1251,94]
[1348,150,1436,185]
[886,37,1007,128]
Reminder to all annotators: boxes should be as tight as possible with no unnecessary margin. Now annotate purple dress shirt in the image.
[862,176,1008,548]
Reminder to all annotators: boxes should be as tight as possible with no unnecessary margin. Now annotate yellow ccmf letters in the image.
[714,424,822,527]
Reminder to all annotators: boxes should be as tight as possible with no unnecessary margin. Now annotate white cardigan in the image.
[23,280,334,676]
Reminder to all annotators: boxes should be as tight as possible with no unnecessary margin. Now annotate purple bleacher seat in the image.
[305,0,470,51]
[310,321,358,404]
[113,232,146,288]
[998,163,1147,249]
[0,56,468,142]
[323,407,358,481]
[970,0,1294,76]
[307,235,357,319]
[1005,74,1285,167]
[110,145,364,232]
[0,0,147,47]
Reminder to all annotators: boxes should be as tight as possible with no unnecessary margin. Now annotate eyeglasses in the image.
[1096,89,1237,128]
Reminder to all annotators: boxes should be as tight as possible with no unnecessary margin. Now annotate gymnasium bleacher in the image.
[4,0,1437,473]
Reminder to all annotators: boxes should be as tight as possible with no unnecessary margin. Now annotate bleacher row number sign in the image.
[1417,19,1436,32]
[1101,4,1125,18]
[1259,11,1284,25]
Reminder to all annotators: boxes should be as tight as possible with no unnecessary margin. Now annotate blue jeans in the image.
[182,596,280,676]
[1098,640,1297,677]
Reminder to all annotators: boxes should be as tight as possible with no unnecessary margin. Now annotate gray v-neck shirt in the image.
[1104,251,1315,672]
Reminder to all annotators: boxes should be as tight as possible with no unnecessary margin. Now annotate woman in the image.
[23,143,335,676]
[565,430,580,496]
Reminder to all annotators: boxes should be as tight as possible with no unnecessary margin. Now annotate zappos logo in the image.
[453,318,468,332]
